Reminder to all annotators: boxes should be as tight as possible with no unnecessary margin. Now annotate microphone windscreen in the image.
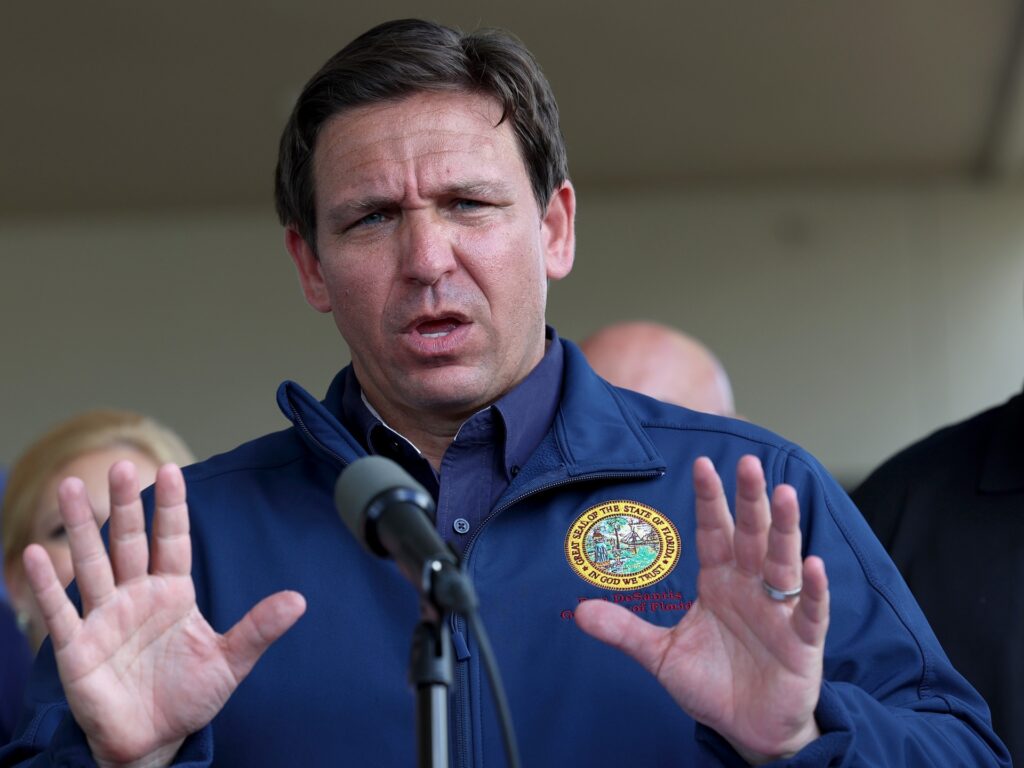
[334,455,428,536]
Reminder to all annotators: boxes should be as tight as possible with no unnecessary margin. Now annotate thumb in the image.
[223,590,307,682]
[574,599,669,676]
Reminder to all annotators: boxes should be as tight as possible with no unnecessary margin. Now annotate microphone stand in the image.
[410,613,453,768]
[409,559,475,768]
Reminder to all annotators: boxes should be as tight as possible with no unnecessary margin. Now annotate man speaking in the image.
[1,19,1008,767]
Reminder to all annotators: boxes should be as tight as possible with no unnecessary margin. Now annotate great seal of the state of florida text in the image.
[564,500,680,590]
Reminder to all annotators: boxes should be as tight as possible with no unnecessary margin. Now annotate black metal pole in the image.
[409,619,454,768]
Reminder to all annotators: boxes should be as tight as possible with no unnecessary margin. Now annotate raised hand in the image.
[574,455,829,765]
[21,461,307,768]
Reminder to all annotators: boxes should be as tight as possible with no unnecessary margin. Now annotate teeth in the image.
[422,331,450,339]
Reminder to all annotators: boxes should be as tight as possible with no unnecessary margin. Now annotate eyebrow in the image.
[320,197,393,231]
[323,180,515,226]
[443,180,514,199]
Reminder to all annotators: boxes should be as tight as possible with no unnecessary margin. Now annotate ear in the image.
[541,181,576,281]
[285,227,332,313]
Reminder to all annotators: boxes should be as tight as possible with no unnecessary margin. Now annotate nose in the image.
[399,211,457,286]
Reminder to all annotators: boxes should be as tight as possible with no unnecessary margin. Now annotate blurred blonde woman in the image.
[1,409,194,651]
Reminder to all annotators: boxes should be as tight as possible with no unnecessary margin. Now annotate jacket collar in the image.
[277,372,365,467]
[554,338,666,476]
[275,336,667,479]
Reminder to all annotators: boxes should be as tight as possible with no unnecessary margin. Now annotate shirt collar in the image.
[491,326,563,481]
[338,367,418,457]
[337,326,564,481]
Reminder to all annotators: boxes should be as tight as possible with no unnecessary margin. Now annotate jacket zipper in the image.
[296,399,666,766]
[451,468,663,768]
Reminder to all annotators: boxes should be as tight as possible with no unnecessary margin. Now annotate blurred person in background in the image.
[0,600,28,746]
[852,386,1024,764]
[580,320,736,416]
[0,468,7,602]
[2,409,195,653]
[0,466,30,746]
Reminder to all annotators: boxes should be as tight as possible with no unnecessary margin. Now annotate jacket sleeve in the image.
[0,699,212,768]
[0,608,214,767]
[0,666,214,768]
[711,447,1010,767]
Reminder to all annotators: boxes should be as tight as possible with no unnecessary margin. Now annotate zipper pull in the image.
[451,628,471,661]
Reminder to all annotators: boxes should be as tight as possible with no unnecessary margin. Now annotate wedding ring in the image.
[761,578,802,601]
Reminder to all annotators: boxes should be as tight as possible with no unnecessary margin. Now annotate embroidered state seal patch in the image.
[564,500,681,590]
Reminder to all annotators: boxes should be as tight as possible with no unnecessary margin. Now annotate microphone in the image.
[335,455,476,613]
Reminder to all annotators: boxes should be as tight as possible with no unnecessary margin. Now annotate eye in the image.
[47,523,67,541]
[348,211,388,230]
[453,198,486,212]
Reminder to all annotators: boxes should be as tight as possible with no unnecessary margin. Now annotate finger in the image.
[573,599,669,678]
[791,556,829,646]
[149,465,191,576]
[22,544,82,650]
[108,460,150,583]
[223,591,307,682]
[59,477,116,612]
[692,457,735,569]
[761,484,803,592]
[732,455,770,577]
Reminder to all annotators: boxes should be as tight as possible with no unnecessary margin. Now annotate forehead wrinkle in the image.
[335,139,503,187]
[319,115,501,174]
[316,102,509,178]
[322,150,514,219]
[335,92,503,141]
[314,93,522,226]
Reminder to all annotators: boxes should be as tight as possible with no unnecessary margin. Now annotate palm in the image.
[657,564,823,751]
[56,576,229,761]
[22,463,305,767]
[576,456,829,764]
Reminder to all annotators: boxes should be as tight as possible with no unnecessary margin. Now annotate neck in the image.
[397,421,460,472]
[359,394,469,472]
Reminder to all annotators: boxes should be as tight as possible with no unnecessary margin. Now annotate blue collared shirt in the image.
[339,327,563,553]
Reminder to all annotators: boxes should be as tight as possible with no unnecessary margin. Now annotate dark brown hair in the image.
[274,18,568,248]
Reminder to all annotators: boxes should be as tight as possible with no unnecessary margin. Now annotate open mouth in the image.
[414,317,463,339]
